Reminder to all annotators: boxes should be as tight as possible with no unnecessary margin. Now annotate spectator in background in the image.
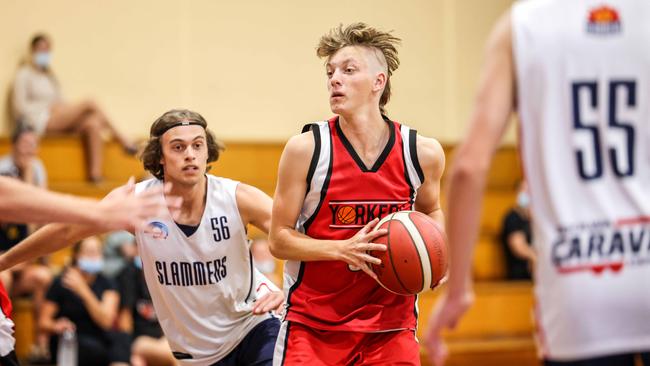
[117,249,176,366]
[11,33,137,183]
[0,124,53,360]
[500,181,535,280]
[250,238,280,287]
[40,236,128,366]
[103,231,137,279]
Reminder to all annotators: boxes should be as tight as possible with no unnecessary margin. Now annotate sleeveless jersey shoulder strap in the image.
[297,121,333,233]
[399,124,425,192]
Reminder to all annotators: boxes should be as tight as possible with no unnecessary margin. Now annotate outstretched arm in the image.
[0,176,171,230]
[0,179,178,271]
[268,132,387,280]
[425,10,517,366]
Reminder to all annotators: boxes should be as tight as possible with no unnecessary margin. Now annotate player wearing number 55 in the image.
[425,1,650,366]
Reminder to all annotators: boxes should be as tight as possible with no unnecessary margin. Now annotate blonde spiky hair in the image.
[317,23,401,114]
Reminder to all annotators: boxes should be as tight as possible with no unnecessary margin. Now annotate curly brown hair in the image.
[140,109,224,180]
[317,23,401,114]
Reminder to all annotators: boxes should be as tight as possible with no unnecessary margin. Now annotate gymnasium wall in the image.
[0,0,516,144]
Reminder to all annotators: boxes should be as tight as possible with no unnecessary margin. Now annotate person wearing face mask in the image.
[40,236,128,366]
[499,180,536,280]
[11,33,137,183]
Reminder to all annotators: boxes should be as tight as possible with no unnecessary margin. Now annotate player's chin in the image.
[329,102,347,115]
[176,173,202,186]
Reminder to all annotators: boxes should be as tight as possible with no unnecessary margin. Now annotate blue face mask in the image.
[134,256,142,270]
[77,258,104,274]
[33,52,51,68]
[517,192,530,209]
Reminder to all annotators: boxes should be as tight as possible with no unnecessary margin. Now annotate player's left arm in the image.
[236,183,273,234]
[413,135,446,228]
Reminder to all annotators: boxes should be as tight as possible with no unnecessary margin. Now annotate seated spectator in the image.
[117,250,175,366]
[103,231,137,279]
[11,33,137,183]
[250,237,281,287]
[0,124,52,360]
[40,236,129,366]
[500,181,536,280]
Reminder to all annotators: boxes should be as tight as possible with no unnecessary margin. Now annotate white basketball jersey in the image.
[513,0,650,360]
[135,176,275,365]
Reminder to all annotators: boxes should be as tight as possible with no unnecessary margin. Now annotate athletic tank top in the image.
[135,176,273,365]
[513,0,650,359]
[284,116,424,332]
[0,281,14,357]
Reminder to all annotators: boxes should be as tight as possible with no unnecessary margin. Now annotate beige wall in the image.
[0,0,515,144]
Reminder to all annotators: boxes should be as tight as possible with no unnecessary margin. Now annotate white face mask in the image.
[33,51,51,68]
[78,257,104,274]
[517,191,530,209]
[255,260,276,274]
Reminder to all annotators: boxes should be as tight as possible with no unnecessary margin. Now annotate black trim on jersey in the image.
[280,321,292,366]
[304,124,321,189]
[409,129,425,183]
[172,352,194,360]
[244,250,254,303]
[335,115,396,173]
[175,222,199,237]
[285,262,306,310]
[401,133,416,207]
[302,124,333,232]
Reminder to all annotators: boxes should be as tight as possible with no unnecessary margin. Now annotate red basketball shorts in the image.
[273,321,420,365]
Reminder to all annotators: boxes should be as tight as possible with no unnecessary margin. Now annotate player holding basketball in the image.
[0,109,284,366]
[0,176,173,366]
[270,23,445,365]
[425,1,650,366]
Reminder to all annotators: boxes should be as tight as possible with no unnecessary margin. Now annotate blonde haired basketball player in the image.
[426,1,650,365]
[0,176,171,366]
[0,109,284,366]
[270,23,446,365]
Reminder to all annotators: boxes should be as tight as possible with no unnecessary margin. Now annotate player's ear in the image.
[373,72,387,92]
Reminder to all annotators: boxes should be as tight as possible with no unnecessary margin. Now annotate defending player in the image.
[270,23,445,365]
[0,109,284,366]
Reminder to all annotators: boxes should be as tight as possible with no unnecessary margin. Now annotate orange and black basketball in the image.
[370,211,447,295]
[337,205,356,225]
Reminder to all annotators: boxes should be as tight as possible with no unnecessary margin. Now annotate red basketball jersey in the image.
[0,281,11,319]
[284,116,424,332]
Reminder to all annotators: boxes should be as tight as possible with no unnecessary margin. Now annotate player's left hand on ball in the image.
[253,290,285,315]
[338,218,388,281]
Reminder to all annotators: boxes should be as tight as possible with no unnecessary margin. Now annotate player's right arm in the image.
[269,131,387,280]
[0,179,178,271]
[0,176,168,230]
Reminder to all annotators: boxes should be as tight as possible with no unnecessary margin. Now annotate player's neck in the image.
[338,108,389,152]
[168,175,207,224]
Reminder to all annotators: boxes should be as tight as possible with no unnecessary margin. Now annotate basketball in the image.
[370,211,448,295]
